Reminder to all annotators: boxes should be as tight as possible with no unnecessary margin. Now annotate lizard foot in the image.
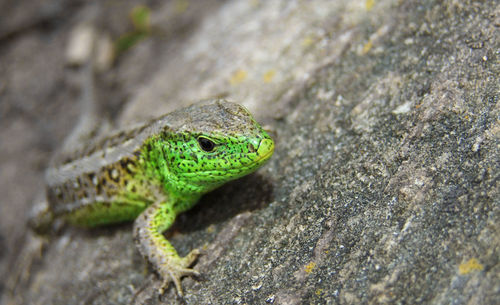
[159,248,201,296]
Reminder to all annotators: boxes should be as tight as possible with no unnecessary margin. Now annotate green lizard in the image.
[30,98,274,296]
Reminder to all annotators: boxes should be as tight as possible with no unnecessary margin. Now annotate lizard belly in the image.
[64,197,149,227]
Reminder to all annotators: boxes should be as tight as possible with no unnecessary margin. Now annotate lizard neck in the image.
[139,134,209,202]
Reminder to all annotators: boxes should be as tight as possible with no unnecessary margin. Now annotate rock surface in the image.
[1,0,498,304]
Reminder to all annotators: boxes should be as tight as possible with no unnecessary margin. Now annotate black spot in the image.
[108,167,120,182]
[96,181,103,194]
[120,159,134,174]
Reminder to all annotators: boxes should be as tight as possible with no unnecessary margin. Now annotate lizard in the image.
[29,87,274,296]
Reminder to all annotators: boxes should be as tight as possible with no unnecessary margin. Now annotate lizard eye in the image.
[197,137,216,152]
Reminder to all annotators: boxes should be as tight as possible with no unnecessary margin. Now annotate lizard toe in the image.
[182,248,201,266]
[158,260,200,296]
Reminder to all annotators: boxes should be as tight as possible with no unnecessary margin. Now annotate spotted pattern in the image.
[47,155,146,223]
[38,100,274,295]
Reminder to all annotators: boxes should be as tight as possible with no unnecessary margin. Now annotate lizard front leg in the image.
[133,199,200,296]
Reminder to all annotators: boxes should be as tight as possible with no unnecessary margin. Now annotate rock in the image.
[1,0,498,304]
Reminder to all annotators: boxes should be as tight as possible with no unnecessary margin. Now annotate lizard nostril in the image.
[247,143,256,153]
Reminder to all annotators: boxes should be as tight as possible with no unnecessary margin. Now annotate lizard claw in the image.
[158,249,201,296]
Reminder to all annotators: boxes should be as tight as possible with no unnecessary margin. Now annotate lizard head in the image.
[155,99,274,195]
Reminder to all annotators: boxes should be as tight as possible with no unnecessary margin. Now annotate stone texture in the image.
[1,0,498,304]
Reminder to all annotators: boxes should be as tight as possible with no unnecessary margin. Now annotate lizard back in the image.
[44,99,263,217]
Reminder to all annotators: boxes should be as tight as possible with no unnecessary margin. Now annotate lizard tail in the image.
[27,201,55,235]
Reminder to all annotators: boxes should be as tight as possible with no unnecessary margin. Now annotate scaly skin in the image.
[33,99,274,295]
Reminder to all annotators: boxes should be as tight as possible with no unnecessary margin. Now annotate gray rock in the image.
[1,0,498,304]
